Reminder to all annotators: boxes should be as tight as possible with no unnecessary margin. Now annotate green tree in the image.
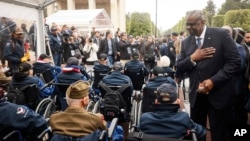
[204,0,216,26]
[224,9,250,31]
[212,15,225,27]
[218,0,250,14]
[126,13,131,34]
[129,12,152,36]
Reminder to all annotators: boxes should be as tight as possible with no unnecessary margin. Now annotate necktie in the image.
[196,38,201,47]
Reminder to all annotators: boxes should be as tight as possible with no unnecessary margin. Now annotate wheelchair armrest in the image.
[190,129,197,141]
[108,118,118,139]
[3,130,22,140]
[37,128,51,139]
[41,79,55,90]
[98,130,106,141]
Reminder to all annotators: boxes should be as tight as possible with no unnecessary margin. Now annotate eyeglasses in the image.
[186,23,195,26]
[186,21,202,27]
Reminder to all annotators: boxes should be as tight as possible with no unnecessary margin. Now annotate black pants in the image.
[191,94,234,141]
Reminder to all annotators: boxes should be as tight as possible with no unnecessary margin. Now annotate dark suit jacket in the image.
[98,38,117,58]
[176,27,241,110]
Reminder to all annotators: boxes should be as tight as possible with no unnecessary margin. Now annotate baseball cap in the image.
[112,61,123,71]
[99,53,107,61]
[18,62,31,73]
[14,27,23,34]
[39,54,51,60]
[66,57,79,66]
[66,80,90,99]
[157,83,177,104]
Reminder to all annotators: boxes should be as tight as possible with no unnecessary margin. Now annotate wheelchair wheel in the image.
[35,98,53,116]
[92,100,100,114]
[129,99,137,132]
[44,101,57,118]
[86,100,95,112]
[137,100,142,125]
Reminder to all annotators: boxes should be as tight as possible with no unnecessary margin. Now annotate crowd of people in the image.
[0,9,250,141]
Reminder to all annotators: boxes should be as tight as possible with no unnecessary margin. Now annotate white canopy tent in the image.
[46,9,114,36]
[0,0,55,56]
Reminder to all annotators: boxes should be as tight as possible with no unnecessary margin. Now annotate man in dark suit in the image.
[176,10,241,141]
[98,30,117,65]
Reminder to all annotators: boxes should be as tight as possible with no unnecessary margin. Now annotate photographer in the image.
[82,38,98,65]
[118,32,139,66]
[62,35,77,63]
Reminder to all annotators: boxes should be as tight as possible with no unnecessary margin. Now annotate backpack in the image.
[5,85,30,105]
[99,82,130,121]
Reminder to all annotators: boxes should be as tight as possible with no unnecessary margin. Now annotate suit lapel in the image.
[188,36,197,53]
[202,27,213,48]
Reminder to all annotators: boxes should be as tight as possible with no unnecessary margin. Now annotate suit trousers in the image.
[191,94,234,141]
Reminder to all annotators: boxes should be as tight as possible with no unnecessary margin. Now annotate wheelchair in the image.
[124,67,146,91]
[51,83,71,111]
[98,82,133,120]
[34,68,55,84]
[35,95,57,119]
[6,84,40,110]
[1,128,51,141]
[92,68,111,95]
[127,129,198,141]
[124,67,146,132]
[50,118,119,141]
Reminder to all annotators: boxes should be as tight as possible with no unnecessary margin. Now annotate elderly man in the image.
[139,83,206,140]
[50,80,106,137]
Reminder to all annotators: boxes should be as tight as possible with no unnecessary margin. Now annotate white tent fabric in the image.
[46,9,114,35]
[0,0,55,56]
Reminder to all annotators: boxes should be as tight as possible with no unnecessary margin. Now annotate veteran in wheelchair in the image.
[99,61,134,139]
[49,80,106,137]
[137,83,206,141]
[0,94,48,141]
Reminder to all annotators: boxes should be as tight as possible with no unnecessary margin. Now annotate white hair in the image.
[159,56,170,67]
[66,95,82,106]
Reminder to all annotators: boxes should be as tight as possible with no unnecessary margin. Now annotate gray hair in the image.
[186,10,206,21]
[159,56,170,67]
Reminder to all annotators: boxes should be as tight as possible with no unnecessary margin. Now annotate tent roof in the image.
[0,0,55,9]
[46,9,113,28]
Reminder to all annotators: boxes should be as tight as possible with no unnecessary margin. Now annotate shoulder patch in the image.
[16,107,26,115]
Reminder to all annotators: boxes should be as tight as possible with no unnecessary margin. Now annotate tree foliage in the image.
[126,14,131,34]
[128,12,152,36]
[224,9,250,31]
[218,0,250,14]
[212,15,225,27]
[204,0,216,26]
